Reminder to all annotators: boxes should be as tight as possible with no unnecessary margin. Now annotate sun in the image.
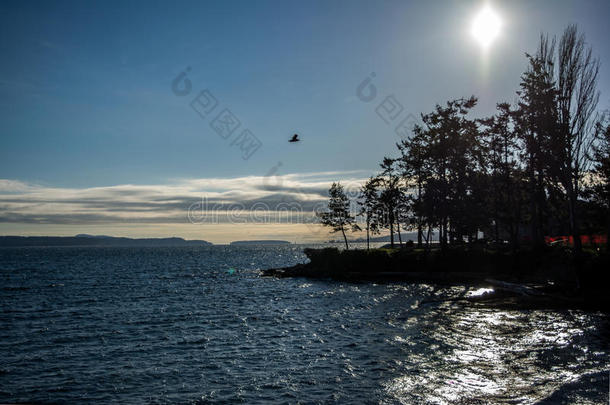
[471,6,501,48]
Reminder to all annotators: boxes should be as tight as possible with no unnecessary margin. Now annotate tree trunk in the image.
[536,171,546,249]
[341,226,349,250]
[567,185,582,254]
[513,190,523,252]
[366,219,370,251]
[417,182,423,248]
[397,219,403,247]
[530,169,542,249]
[439,222,443,248]
[425,225,432,255]
[441,217,448,250]
[390,221,395,248]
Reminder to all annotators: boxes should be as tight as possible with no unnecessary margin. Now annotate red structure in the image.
[545,235,607,246]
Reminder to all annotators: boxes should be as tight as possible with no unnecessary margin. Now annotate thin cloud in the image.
[0,171,371,226]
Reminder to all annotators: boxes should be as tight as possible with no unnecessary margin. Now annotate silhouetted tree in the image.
[513,26,602,252]
[515,37,559,248]
[377,158,406,248]
[480,102,522,247]
[589,119,610,249]
[397,125,428,247]
[319,182,359,249]
[414,96,481,248]
[552,25,601,253]
[357,177,381,250]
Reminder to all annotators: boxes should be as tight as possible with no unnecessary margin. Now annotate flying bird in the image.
[289,134,300,143]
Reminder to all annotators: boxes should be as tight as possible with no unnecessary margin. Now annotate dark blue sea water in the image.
[1,245,608,404]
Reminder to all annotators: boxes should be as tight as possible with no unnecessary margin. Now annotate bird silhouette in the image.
[289,134,300,143]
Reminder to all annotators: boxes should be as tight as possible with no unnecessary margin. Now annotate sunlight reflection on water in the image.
[466,287,494,297]
[0,246,608,404]
[384,303,608,404]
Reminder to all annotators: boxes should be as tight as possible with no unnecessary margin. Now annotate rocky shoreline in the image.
[260,247,609,311]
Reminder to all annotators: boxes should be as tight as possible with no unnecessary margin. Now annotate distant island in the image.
[0,234,212,247]
[230,240,291,246]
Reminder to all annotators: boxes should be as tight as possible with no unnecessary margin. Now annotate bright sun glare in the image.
[471,6,501,48]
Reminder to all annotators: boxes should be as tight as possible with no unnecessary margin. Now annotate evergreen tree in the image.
[319,182,359,250]
[357,177,381,250]
[414,97,481,248]
[397,124,428,247]
[377,158,405,248]
[515,39,559,248]
[480,103,522,247]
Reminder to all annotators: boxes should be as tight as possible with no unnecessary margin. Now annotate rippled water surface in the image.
[1,246,608,404]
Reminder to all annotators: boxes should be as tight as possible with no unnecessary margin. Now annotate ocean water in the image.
[0,245,608,404]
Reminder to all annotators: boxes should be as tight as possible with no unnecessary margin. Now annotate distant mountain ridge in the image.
[0,235,212,247]
[230,240,291,246]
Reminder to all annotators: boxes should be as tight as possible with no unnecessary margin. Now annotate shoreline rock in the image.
[260,247,609,311]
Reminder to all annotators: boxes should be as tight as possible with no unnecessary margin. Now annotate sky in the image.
[1,0,610,243]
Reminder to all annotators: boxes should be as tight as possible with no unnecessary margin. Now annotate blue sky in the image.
[1,0,609,241]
